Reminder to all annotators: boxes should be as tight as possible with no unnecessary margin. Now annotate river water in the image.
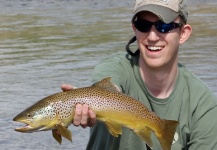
[0,1,217,150]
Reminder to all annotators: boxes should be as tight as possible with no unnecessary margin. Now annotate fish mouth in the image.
[14,123,36,132]
[13,119,42,133]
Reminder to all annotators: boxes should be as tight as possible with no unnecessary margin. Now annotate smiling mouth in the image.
[147,46,163,51]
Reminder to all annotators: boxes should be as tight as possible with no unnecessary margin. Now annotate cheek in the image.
[163,34,180,58]
[135,30,145,39]
[165,33,181,47]
[135,31,148,46]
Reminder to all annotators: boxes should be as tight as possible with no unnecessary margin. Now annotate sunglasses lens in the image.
[156,23,175,33]
[134,20,152,32]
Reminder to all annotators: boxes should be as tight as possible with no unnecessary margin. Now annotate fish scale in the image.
[13,77,178,150]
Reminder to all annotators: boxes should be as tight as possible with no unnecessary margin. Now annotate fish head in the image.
[13,103,56,133]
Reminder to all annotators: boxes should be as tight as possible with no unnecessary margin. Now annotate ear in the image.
[179,24,192,44]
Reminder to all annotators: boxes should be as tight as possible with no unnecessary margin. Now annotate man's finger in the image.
[80,104,89,128]
[61,84,74,91]
[88,109,96,127]
[73,104,82,126]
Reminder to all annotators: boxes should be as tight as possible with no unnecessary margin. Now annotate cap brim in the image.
[133,4,179,24]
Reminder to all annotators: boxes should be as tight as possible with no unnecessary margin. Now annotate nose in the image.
[147,26,160,41]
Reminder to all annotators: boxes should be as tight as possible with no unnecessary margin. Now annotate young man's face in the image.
[132,11,185,69]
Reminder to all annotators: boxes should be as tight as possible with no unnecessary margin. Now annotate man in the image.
[62,0,217,149]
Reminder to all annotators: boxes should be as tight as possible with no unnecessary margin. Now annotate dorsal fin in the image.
[92,77,120,92]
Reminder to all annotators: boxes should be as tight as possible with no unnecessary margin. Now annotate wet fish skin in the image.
[13,77,178,150]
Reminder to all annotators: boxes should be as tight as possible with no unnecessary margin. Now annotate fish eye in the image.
[26,113,31,118]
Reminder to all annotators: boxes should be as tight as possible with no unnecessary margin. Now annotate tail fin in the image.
[157,120,178,150]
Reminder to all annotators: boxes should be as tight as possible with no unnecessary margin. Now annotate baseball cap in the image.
[132,0,188,23]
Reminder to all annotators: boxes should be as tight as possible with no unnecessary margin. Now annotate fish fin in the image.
[52,129,62,145]
[92,77,120,92]
[156,120,178,150]
[104,121,122,137]
[135,128,153,149]
[56,124,72,142]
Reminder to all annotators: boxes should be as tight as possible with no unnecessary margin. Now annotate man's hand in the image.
[61,84,96,128]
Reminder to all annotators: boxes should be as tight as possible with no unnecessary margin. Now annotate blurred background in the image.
[0,0,216,149]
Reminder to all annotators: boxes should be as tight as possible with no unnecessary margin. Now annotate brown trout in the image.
[13,77,178,150]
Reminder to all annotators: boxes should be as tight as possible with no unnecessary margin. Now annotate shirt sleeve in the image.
[91,56,127,92]
[188,91,217,149]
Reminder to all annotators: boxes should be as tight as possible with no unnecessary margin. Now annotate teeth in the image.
[147,46,162,51]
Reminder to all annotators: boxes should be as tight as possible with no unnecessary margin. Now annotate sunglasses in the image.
[133,19,183,33]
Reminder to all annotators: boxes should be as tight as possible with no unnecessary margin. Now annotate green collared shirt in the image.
[86,52,217,150]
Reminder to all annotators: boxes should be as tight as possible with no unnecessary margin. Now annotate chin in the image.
[144,59,164,68]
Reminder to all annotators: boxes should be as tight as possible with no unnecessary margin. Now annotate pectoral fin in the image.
[56,124,72,142]
[52,129,62,145]
[105,121,122,137]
